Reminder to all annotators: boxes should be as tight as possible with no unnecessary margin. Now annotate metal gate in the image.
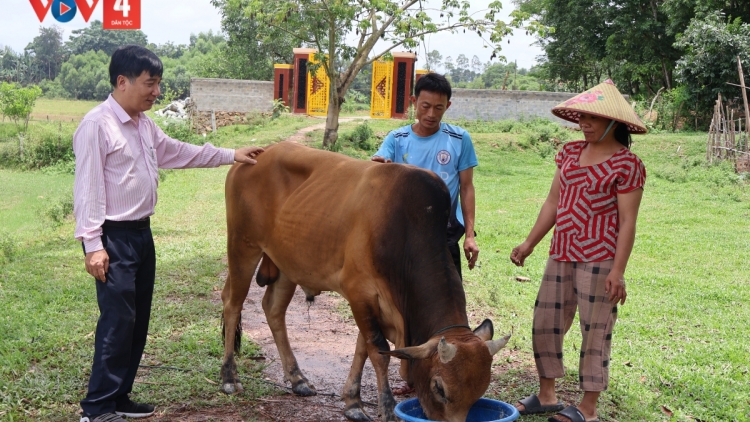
[306,53,330,117]
[370,59,393,118]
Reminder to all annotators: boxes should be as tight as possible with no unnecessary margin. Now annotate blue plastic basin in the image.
[394,397,520,422]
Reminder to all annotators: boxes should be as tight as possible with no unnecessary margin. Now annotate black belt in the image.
[102,217,150,230]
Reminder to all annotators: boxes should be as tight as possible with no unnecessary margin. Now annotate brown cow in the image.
[220,141,509,422]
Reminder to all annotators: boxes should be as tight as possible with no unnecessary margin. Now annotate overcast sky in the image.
[1,0,544,70]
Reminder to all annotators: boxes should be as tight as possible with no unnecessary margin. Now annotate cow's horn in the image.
[486,334,511,356]
[438,336,458,363]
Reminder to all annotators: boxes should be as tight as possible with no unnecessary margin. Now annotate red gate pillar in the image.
[292,48,318,114]
[273,64,294,108]
[390,52,417,119]
[415,69,430,85]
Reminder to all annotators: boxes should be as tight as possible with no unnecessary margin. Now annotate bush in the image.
[450,117,574,155]
[155,117,202,145]
[0,231,19,264]
[342,121,375,151]
[0,121,76,170]
[40,195,74,227]
[271,99,290,120]
[38,79,70,99]
[0,82,43,132]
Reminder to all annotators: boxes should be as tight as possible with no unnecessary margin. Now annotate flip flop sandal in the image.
[517,394,565,415]
[548,405,600,422]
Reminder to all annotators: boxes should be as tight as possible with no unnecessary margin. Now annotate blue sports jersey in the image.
[373,122,478,228]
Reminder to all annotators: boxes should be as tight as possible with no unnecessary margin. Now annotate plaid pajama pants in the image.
[532,258,619,392]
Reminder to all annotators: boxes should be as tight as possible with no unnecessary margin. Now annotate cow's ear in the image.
[473,318,494,341]
[380,339,438,360]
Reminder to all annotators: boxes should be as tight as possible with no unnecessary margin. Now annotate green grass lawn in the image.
[1,116,748,421]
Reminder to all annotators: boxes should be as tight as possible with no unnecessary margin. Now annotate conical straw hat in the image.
[551,79,647,134]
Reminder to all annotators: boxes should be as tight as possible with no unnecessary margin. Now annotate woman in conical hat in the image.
[510,80,647,422]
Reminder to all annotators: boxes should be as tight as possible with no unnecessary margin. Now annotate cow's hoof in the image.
[222,382,243,395]
[343,407,372,422]
[291,381,317,396]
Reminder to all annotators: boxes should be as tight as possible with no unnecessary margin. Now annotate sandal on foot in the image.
[548,405,600,422]
[517,394,564,415]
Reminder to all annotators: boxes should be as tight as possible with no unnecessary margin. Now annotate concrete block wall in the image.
[190,78,601,127]
[190,78,274,113]
[445,89,577,125]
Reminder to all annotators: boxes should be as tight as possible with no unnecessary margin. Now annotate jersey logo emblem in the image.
[436,150,451,165]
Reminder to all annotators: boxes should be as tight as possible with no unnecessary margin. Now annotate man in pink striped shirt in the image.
[74,45,263,422]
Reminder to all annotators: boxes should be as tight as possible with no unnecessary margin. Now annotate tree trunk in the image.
[323,100,341,148]
[661,59,672,90]
[322,19,340,148]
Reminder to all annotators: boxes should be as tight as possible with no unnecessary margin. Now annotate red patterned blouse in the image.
[550,141,646,262]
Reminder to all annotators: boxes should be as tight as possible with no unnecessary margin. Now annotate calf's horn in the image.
[486,334,511,356]
[438,336,458,363]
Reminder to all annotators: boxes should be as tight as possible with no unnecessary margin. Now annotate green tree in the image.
[160,62,191,99]
[604,0,681,94]
[0,47,20,83]
[25,25,67,81]
[424,49,443,71]
[66,20,148,55]
[514,0,750,96]
[515,0,610,92]
[207,0,296,80]
[675,12,750,125]
[444,56,455,74]
[663,0,750,37]
[235,0,531,147]
[0,48,42,85]
[149,41,187,59]
[58,50,110,99]
[0,82,43,159]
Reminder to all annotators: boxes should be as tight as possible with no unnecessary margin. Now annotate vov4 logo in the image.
[28,0,141,29]
[29,0,99,23]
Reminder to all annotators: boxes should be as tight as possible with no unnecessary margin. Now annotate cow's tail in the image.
[221,311,243,354]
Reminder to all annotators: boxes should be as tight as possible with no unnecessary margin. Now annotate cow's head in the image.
[381,319,509,422]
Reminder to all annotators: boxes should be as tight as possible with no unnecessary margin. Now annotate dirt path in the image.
[285,116,370,143]
[235,282,411,421]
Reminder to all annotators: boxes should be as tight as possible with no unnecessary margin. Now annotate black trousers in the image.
[80,225,155,415]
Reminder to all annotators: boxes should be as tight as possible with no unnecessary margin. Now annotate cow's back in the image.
[226,142,447,294]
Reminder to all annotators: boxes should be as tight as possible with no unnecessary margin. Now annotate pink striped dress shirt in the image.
[73,95,235,253]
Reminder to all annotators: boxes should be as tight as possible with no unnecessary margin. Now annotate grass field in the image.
[1,103,749,421]
[29,99,102,122]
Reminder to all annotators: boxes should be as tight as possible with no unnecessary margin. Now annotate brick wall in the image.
[445,89,578,125]
[190,78,274,113]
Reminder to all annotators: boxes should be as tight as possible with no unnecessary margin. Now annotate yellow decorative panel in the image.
[306,53,330,116]
[370,59,393,119]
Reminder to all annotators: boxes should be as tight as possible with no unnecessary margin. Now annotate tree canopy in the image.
[514,0,750,125]
[24,25,66,81]
[66,21,149,56]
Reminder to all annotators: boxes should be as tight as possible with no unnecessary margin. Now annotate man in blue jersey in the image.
[372,73,479,279]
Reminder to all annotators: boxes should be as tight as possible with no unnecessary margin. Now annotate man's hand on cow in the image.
[234,146,265,165]
[371,156,392,163]
[510,242,534,267]
[85,249,110,282]
[463,237,479,270]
